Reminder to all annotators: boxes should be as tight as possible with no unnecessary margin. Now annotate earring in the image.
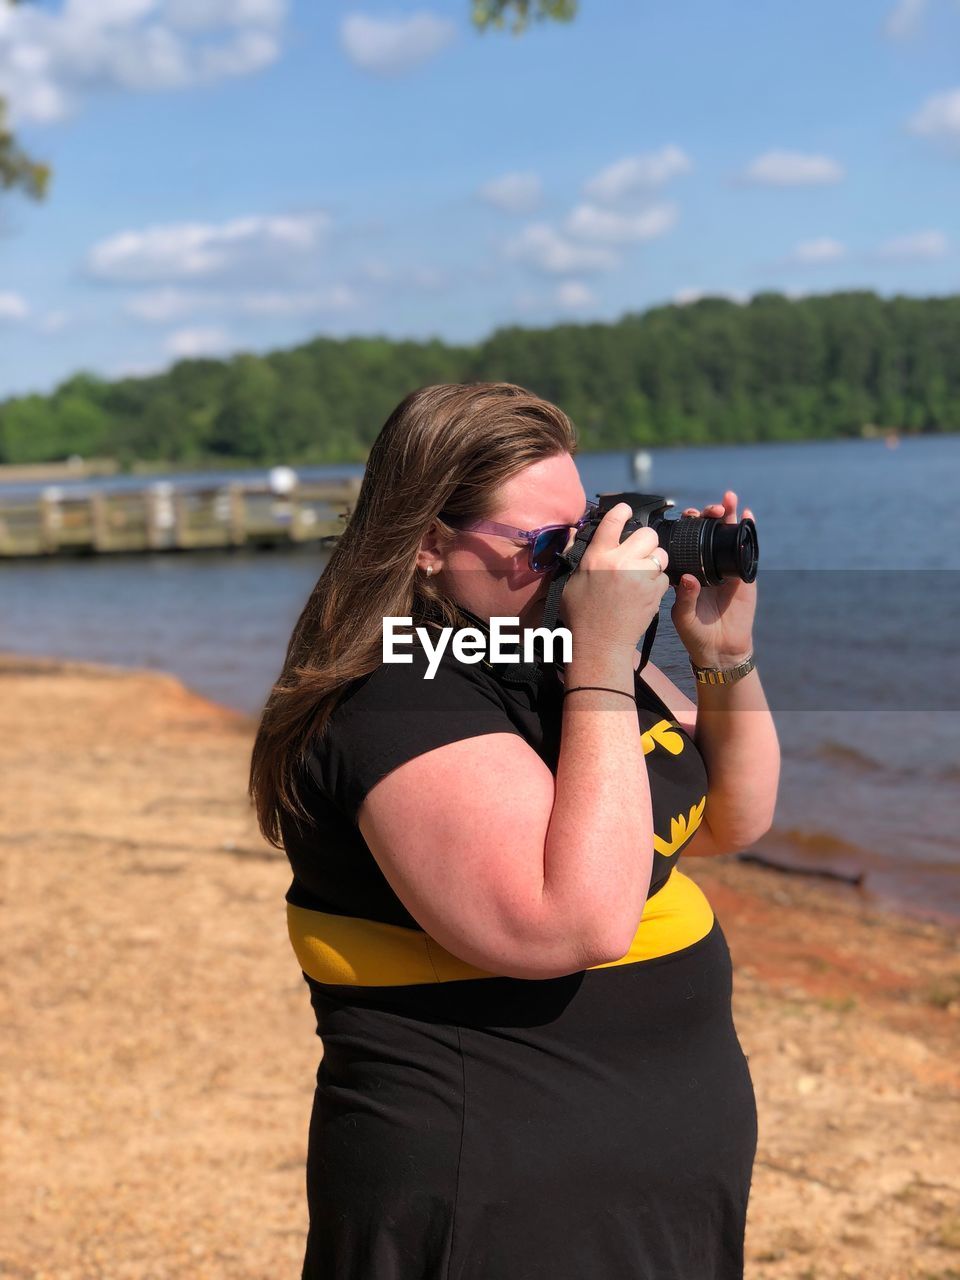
[425,565,433,577]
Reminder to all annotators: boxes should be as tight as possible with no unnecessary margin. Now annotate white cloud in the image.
[0,0,286,124]
[554,281,596,310]
[356,259,452,292]
[0,297,73,334]
[340,12,456,75]
[885,0,927,37]
[876,229,949,260]
[200,29,278,78]
[6,80,69,125]
[63,0,159,25]
[121,261,448,323]
[88,212,330,283]
[504,223,620,275]
[125,283,360,321]
[164,0,285,29]
[125,287,213,321]
[674,287,748,306]
[165,326,233,358]
[908,87,960,139]
[583,145,691,204]
[238,286,360,315]
[479,172,543,215]
[565,202,678,244]
[111,357,170,380]
[0,292,30,321]
[740,150,845,186]
[788,237,847,265]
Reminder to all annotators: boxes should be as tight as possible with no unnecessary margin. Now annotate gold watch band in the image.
[690,653,756,685]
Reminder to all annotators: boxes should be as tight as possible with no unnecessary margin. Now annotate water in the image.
[3,435,958,925]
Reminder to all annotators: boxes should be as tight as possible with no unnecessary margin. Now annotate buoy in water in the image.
[631,449,652,481]
[269,465,299,494]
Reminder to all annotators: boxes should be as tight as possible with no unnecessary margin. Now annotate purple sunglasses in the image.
[443,499,600,574]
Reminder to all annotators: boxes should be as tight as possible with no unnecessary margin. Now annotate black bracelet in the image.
[563,685,637,701]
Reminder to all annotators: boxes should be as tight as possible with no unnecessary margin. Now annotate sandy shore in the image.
[1,652,958,1280]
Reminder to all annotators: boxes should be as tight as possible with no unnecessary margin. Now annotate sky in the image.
[0,0,957,399]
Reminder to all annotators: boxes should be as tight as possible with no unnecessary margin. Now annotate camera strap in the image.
[497,521,660,699]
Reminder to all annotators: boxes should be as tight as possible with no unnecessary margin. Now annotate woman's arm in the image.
[634,653,780,855]
[686,664,780,850]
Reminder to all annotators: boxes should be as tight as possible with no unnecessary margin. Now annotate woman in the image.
[249,381,780,1279]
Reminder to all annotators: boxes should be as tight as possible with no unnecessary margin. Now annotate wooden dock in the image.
[0,474,363,559]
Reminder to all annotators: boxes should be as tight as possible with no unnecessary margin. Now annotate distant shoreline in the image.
[3,429,959,493]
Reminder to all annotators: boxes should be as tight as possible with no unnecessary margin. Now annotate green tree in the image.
[471,0,577,32]
[206,356,281,459]
[2,291,959,465]
[1,101,49,198]
[0,394,58,463]
[1,2,50,199]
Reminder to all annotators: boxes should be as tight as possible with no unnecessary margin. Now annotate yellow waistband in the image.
[287,866,715,987]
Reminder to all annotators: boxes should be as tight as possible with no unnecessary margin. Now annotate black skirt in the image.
[300,912,758,1280]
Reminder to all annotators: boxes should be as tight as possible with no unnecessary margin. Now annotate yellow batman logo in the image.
[641,719,685,757]
[654,795,707,857]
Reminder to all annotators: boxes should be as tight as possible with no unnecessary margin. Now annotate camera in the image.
[574,492,758,588]
[503,489,759,684]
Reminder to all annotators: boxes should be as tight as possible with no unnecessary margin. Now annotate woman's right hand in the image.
[558,501,670,659]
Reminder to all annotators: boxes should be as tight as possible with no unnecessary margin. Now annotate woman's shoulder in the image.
[341,633,498,710]
[320,636,510,754]
[309,635,523,822]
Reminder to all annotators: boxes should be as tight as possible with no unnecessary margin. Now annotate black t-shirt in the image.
[281,609,710,930]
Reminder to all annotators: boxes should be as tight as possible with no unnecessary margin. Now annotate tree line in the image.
[2,290,958,467]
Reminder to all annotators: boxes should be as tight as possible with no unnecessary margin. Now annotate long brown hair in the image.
[248,381,579,848]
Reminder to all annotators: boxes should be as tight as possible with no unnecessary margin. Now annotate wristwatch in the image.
[690,653,756,685]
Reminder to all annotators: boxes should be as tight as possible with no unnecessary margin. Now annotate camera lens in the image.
[657,515,758,587]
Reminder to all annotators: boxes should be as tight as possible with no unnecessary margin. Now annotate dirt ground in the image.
[1,652,958,1280]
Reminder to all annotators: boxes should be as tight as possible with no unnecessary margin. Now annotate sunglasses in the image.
[443,500,600,575]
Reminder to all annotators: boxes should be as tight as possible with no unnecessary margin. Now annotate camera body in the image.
[574,492,759,588]
[510,490,759,683]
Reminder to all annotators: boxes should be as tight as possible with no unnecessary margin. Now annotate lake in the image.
[3,434,958,925]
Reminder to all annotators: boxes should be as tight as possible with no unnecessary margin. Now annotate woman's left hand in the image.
[670,490,756,667]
